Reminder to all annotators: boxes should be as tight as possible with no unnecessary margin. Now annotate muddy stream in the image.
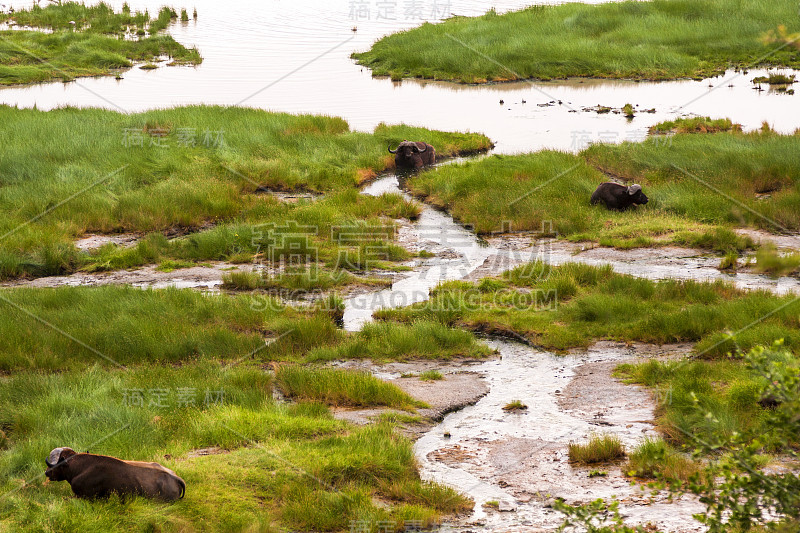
[340,173,798,532]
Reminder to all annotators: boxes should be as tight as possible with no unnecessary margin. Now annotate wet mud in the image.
[414,340,705,532]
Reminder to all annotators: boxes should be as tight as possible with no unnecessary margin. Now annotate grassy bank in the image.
[0,285,491,372]
[0,105,491,280]
[376,262,800,356]
[617,342,800,452]
[353,0,800,83]
[0,3,201,85]
[408,124,800,250]
[0,363,470,532]
[275,366,426,410]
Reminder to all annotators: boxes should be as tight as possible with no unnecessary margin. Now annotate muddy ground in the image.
[413,340,706,532]
[325,340,707,531]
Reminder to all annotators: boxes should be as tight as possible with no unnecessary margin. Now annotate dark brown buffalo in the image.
[45,447,185,501]
[590,182,649,210]
[388,140,435,169]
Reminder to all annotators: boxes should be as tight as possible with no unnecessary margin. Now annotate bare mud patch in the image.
[254,188,322,203]
[1,262,241,290]
[75,233,141,251]
[185,447,228,459]
[330,359,491,439]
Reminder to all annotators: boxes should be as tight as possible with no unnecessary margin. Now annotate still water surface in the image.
[2,0,799,153]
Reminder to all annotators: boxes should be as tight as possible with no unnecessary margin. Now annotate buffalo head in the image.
[388,140,435,169]
[627,184,649,205]
[45,447,77,481]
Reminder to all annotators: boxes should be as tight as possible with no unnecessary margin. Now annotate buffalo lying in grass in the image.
[590,182,649,210]
[389,140,435,169]
[45,447,185,501]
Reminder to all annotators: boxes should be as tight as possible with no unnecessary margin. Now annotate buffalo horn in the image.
[46,447,64,468]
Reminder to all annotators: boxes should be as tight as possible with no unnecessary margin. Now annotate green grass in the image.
[752,73,796,85]
[0,285,279,371]
[0,363,470,532]
[376,262,800,356]
[616,344,800,448]
[0,285,493,372]
[7,2,149,34]
[0,105,490,280]
[275,366,426,410]
[222,267,392,293]
[0,3,200,85]
[353,0,800,83]
[155,259,194,272]
[306,320,494,362]
[649,117,743,134]
[624,438,699,481]
[568,434,625,465]
[754,243,800,277]
[407,126,800,248]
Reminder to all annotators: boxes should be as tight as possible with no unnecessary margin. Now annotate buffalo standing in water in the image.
[45,447,185,501]
[590,182,649,210]
[388,140,435,169]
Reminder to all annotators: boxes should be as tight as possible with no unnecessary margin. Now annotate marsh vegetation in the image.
[0,3,201,85]
[376,261,800,356]
[568,434,626,465]
[0,106,490,281]
[0,363,471,531]
[353,0,800,83]
[408,122,800,253]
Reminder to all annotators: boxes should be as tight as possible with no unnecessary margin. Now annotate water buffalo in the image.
[590,182,649,210]
[388,140,435,169]
[45,447,185,501]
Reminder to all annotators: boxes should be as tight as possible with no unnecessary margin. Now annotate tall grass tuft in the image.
[568,434,626,465]
[625,438,699,481]
[754,243,800,277]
